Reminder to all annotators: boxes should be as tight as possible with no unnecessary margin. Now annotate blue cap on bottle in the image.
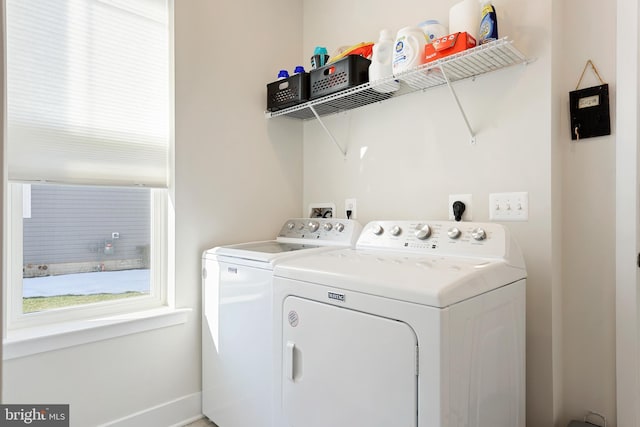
[294,66,305,73]
[278,69,289,79]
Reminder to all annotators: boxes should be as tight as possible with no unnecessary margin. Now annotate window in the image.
[22,185,152,315]
[5,0,172,329]
[7,184,168,327]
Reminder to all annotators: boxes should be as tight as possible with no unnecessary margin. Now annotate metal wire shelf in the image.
[265,37,528,121]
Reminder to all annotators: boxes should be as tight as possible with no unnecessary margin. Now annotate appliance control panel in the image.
[277,218,362,244]
[357,220,510,258]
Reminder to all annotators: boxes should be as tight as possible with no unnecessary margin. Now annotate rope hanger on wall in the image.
[575,59,606,91]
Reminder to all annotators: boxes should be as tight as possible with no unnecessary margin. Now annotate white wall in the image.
[550,0,564,423]
[300,1,559,426]
[174,0,303,249]
[560,1,617,425]
[2,1,303,425]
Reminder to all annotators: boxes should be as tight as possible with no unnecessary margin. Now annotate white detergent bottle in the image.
[449,0,480,43]
[392,26,426,74]
[369,29,400,93]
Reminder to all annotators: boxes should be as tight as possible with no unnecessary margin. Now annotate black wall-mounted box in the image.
[569,84,611,140]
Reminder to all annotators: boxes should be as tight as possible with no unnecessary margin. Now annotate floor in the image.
[183,418,217,427]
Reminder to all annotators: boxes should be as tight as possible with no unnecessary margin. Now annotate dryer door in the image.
[282,296,418,427]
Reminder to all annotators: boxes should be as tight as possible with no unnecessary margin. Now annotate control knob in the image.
[471,227,487,241]
[286,222,295,230]
[414,224,431,240]
[323,222,333,231]
[390,225,402,236]
[372,224,384,235]
[447,227,461,239]
[308,221,320,232]
[335,223,345,232]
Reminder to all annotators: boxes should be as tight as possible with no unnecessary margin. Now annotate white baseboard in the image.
[98,392,202,427]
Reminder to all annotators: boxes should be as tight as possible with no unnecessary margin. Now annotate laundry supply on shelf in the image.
[329,41,375,63]
[278,69,289,79]
[449,0,480,43]
[418,19,448,44]
[311,46,329,69]
[392,26,426,75]
[368,29,400,93]
[478,2,498,44]
[424,32,477,64]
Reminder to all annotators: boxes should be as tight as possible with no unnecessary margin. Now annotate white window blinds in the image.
[7,0,170,187]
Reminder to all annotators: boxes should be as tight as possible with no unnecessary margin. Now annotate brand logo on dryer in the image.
[328,292,345,302]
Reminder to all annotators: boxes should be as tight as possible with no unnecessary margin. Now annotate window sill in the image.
[3,306,191,360]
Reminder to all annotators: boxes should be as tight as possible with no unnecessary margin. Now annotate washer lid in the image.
[274,248,526,307]
[208,241,322,265]
[219,241,319,254]
[202,218,363,264]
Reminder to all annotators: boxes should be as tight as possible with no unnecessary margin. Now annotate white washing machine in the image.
[202,218,362,427]
[273,220,526,427]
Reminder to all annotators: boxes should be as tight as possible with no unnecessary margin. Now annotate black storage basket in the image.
[266,72,310,112]
[309,55,371,100]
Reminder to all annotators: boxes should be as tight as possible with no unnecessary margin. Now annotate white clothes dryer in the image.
[273,220,526,427]
[202,218,361,427]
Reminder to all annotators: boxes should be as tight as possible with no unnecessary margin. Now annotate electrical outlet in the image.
[489,192,529,221]
[345,198,357,219]
[448,194,473,221]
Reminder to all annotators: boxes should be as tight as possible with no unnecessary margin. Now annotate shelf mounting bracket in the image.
[440,65,477,145]
[309,105,347,157]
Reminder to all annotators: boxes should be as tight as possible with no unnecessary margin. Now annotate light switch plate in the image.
[489,192,529,221]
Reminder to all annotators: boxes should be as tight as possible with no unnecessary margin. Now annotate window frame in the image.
[3,0,175,334]
[6,183,169,331]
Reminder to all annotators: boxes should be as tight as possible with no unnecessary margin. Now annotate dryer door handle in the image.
[285,341,297,381]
